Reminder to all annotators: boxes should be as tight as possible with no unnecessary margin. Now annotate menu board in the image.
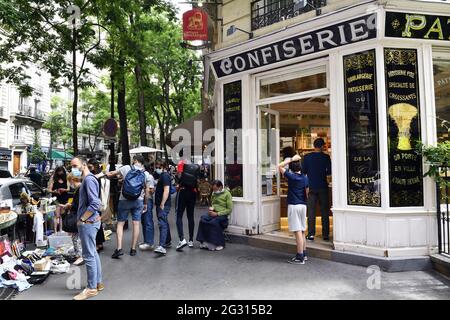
[223,80,243,197]
[343,50,381,206]
[384,48,423,207]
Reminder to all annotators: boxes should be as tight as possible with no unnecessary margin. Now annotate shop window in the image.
[223,81,243,197]
[259,109,279,197]
[384,48,423,207]
[260,65,327,99]
[343,49,381,207]
[432,52,450,142]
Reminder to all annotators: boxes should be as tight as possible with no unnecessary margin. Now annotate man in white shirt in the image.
[107,155,152,258]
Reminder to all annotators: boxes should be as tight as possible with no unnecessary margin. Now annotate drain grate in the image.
[236,255,264,263]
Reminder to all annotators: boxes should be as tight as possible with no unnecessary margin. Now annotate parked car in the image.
[0,178,48,208]
[0,169,13,185]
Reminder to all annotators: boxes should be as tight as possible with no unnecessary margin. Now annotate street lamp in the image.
[294,0,323,16]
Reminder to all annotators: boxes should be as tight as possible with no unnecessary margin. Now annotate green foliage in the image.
[29,131,46,163]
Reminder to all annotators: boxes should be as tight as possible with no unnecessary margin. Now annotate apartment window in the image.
[433,51,450,143]
[82,137,88,149]
[14,125,22,141]
[251,0,327,31]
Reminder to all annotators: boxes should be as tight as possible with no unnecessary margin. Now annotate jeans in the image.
[176,188,196,241]
[141,200,154,245]
[307,189,330,238]
[156,206,171,247]
[118,199,144,222]
[78,222,102,289]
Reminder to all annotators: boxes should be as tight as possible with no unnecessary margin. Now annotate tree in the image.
[29,130,46,164]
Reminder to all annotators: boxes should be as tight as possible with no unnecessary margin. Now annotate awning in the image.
[50,150,73,160]
[166,110,215,149]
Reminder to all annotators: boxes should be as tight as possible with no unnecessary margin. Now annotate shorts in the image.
[118,200,144,222]
[287,204,307,232]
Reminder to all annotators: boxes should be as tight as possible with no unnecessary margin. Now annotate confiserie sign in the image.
[212,13,377,78]
[385,11,450,41]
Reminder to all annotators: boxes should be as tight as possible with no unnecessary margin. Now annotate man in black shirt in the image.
[27,167,42,187]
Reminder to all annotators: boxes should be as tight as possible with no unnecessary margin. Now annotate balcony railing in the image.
[251,0,327,31]
[17,104,46,121]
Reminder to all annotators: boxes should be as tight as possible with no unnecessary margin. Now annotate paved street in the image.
[13,204,450,300]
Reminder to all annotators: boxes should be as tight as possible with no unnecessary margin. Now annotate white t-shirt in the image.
[118,164,154,201]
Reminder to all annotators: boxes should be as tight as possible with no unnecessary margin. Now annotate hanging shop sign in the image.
[212,13,377,78]
[343,49,381,207]
[385,11,450,41]
[183,8,209,41]
[0,148,12,161]
[384,48,423,207]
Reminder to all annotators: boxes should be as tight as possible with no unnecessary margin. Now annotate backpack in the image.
[180,163,200,188]
[122,165,146,200]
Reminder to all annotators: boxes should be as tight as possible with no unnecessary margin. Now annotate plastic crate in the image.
[47,232,72,249]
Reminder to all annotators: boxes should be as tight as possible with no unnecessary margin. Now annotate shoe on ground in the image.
[73,288,98,300]
[97,283,105,291]
[288,256,305,265]
[188,241,194,248]
[199,243,208,250]
[176,239,187,251]
[130,249,137,256]
[163,242,172,249]
[111,249,124,259]
[215,246,224,251]
[323,237,330,241]
[139,243,155,251]
[304,255,308,261]
[306,235,315,241]
[154,246,167,255]
[73,257,84,266]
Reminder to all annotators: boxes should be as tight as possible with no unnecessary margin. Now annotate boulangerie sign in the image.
[212,13,377,78]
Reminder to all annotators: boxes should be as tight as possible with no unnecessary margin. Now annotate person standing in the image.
[48,166,70,233]
[175,159,199,251]
[278,155,309,265]
[139,163,156,251]
[302,138,331,241]
[107,155,151,258]
[154,159,172,255]
[27,167,42,187]
[71,157,103,300]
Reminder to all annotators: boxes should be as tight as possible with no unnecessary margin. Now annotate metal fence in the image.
[251,0,327,31]
[436,165,450,256]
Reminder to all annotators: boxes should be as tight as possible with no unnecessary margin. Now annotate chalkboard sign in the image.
[223,80,243,197]
[343,50,381,207]
[384,48,423,207]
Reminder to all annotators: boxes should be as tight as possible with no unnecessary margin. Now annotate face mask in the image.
[72,168,82,177]
[214,189,223,194]
[155,168,163,175]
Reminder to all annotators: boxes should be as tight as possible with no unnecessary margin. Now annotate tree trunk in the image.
[72,27,79,156]
[134,64,147,147]
[109,72,116,171]
[117,57,130,165]
[150,127,156,148]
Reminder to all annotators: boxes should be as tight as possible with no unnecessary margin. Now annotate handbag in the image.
[62,212,78,233]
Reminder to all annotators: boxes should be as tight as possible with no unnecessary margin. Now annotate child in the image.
[278,154,309,264]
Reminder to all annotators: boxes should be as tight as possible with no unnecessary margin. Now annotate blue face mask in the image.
[72,168,82,177]
[155,168,163,175]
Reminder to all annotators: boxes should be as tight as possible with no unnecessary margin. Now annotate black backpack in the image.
[180,163,200,188]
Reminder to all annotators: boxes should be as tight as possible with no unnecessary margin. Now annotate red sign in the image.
[183,9,208,41]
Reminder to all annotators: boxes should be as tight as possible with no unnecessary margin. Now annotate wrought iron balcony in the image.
[251,0,327,31]
[16,104,46,121]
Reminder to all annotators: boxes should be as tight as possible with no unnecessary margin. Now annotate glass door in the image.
[258,107,280,233]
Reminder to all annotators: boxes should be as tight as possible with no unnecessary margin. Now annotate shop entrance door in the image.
[13,152,21,176]
[258,107,280,233]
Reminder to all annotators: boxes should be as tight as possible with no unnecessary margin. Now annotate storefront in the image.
[206,2,450,258]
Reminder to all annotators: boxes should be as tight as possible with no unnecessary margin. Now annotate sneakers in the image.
[306,235,315,241]
[130,249,137,256]
[215,246,224,251]
[111,249,124,259]
[188,241,194,248]
[154,246,167,255]
[139,243,155,251]
[73,257,84,266]
[288,256,305,265]
[199,243,208,250]
[73,288,98,300]
[163,242,172,249]
[176,239,187,251]
[97,283,105,291]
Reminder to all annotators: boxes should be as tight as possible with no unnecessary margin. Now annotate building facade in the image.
[205,0,450,259]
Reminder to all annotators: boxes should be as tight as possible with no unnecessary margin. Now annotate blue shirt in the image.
[155,172,171,208]
[284,171,309,205]
[77,174,101,221]
[302,152,331,189]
